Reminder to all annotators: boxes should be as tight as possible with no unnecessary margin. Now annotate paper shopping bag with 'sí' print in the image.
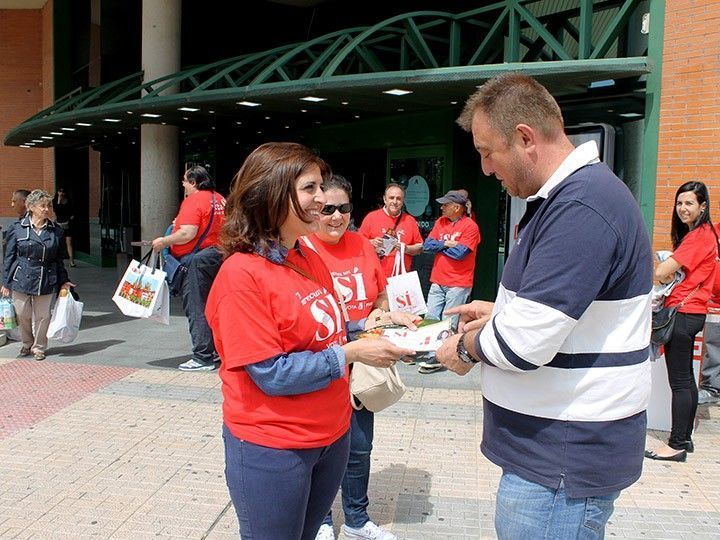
[386,243,427,316]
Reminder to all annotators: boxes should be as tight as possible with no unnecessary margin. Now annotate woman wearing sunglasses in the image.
[206,144,414,540]
[303,175,419,540]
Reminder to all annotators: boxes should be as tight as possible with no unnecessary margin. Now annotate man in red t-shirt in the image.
[359,183,423,277]
[418,190,481,373]
[152,166,226,372]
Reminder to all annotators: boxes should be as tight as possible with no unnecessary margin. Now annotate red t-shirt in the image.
[667,223,718,314]
[304,232,387,321]
[205,246,350,449]
[170,190,226,258]
[428,215,481,288]
[359,209,423,277]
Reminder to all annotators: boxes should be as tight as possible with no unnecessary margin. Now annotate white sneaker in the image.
[342,521,397,540]
[314,523,335,540]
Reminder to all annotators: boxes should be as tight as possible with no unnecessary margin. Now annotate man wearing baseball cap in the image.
[417,189,481,373]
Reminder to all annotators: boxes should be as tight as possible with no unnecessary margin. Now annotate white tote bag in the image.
[147,280,170,325]
[46,292,84,343]
[112,252,167,319]
[386,243,427,316]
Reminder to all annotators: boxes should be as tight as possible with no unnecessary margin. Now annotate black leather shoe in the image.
[644,449,687,462]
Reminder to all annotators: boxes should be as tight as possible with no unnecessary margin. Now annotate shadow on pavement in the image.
[147,355,189,369]
[79,312,128,330]
[51,339,125,357]
[371,463,433,524]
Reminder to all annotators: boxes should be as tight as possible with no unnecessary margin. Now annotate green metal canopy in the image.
[6,0,650,147]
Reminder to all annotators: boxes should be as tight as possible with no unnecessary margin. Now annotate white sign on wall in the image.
[404,175,430,217]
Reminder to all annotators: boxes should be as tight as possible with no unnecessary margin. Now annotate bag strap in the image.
[678,282,703,308]
[392,211,403,231]
[190,192,216,255]
[391,242,406,276]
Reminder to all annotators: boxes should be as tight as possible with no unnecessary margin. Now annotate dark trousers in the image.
[664,312,706,447]
[223,424,350,540]
[181,246,222,364]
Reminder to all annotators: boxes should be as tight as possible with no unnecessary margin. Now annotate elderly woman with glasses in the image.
[303,175,419,540]
[1,189,74,360]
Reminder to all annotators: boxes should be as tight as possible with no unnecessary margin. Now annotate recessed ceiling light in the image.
[116,131,122,134]
[235,121,242,125]
[300,109,308,113]
[161,122,167,125]
[341,101,349,105]
[25,142,35,145]
[182,117,189,120]
[397,108,404,112]
[285,125,290,129]
[209,110,215,114]
[75,122,92,127]
[211,126,216,130]
[256,130,262,134]
[354,115,360,119]
[619,112,642,118]
[126,111,133,115]
[32,139,43,143]
[103,118,120,123]
[177,107,200,112]
[450,101,458,105]
[237,101,261,107]
[383,88,412,96]
[264,116,271,120]
[300,96,326,102]
[20,145,31,148]
[141,113,161,118]
[62,127,76,131]
[315,121,321,124]
[41,136,53,139]
[50,132,63,135]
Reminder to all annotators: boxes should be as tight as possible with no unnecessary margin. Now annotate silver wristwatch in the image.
[456,333,478,364]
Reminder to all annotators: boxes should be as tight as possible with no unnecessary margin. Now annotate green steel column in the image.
[640,0,665,233]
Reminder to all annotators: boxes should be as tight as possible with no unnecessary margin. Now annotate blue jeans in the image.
[495,472,619,540]
[223,424,350,540]
[181,247,222,364]
[323,407,374,529]
[426,283,471,331]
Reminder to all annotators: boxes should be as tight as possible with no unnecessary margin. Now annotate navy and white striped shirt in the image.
[475,142,653,498]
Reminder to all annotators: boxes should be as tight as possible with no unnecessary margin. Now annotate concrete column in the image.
[140,0,181,241]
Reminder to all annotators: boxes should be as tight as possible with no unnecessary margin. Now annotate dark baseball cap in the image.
[436,190,468,205]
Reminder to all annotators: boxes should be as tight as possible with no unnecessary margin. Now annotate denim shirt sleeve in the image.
[423,237,445,253]
[245,344,347,396]
[443,244,472,260]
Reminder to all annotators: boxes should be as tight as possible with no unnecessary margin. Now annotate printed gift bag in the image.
[112,252,167,319]
[386,243,427,316]
[0,297,17,330]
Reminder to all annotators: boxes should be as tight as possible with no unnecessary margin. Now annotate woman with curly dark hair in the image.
[205,142,413,539]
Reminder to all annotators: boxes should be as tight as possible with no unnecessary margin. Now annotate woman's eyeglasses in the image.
[321,203,353,215]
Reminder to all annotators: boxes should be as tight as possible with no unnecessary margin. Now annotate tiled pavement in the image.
[1,263,720,538]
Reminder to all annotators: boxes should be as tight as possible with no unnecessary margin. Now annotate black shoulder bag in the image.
[651,284,701,346]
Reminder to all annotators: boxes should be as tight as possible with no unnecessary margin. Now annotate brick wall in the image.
[0,6,53,221]
[654,1,720,250]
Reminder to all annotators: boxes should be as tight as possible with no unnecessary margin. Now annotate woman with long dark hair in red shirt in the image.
[646,181,719,462]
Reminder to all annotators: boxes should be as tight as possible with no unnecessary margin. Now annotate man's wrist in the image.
[456,333,479,364]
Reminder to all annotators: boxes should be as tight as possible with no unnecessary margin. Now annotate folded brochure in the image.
[358,318,453,352]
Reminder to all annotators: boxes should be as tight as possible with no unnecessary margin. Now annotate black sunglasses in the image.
[321,203,353,215]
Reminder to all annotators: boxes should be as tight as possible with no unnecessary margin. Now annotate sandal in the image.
[33,351,45,361]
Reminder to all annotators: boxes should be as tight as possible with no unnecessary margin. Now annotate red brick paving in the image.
[0,360,135,438]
